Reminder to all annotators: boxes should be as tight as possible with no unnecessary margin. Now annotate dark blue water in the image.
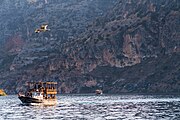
[0,94,180,120]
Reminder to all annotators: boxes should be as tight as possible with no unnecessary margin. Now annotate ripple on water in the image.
[0,95,180,119]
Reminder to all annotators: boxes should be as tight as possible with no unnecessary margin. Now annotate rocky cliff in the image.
[0,0,179,94]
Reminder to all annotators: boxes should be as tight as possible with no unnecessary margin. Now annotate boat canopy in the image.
[26,82,57,95]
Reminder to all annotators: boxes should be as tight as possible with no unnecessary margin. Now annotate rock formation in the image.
[0,0,179,94]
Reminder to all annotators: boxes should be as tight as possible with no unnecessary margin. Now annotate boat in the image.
[95,89,103,95]
[18,82,57,106]
[0,89,6,96]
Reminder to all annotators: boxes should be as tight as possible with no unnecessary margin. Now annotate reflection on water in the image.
[0,94,180,119]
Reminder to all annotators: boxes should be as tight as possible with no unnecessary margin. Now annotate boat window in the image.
[32,92,42,96]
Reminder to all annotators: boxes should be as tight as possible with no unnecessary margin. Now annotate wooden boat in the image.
[18,82,57,105]
[95,89,103,95]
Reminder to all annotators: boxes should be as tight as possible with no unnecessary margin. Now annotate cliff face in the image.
[0,0,179,94]
[0,0,116,93]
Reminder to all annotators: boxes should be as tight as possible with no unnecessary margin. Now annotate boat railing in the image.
[45,88,57,94]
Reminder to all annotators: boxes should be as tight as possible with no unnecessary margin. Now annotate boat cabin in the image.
[26,82,57,99]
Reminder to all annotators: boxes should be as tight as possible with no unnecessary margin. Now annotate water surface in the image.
[0,94,180,119]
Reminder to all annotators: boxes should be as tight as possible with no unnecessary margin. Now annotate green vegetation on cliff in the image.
[0,0,179,94]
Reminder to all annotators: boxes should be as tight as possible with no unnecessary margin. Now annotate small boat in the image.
[95,89,103,95]
[0,89,6,96]
[18,82,57,106]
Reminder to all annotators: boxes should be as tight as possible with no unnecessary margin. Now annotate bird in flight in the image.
[35,24,50,33]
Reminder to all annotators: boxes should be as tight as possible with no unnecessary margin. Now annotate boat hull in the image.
[18,96,43,103]
[18,96,57,106]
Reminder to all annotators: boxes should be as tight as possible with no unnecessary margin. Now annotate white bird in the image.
[35,24,50,33]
